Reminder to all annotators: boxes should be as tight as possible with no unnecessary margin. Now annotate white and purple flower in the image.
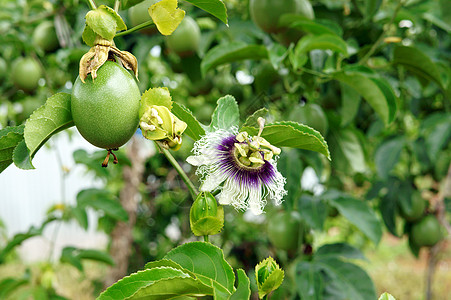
[187,118,287,215]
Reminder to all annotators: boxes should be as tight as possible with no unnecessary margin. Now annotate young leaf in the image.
[209,95,239,131]
[85,5,126,41]
[164,241,235,292]
[242,108,269,128]
[184,0,228,25]
[326,194,382,245]
[201,42,268,76]
[241,121,330,160]
[23,93,74,166]
[0,125,24,173]
[149,0,185,36]
[172,102,205,141]
[229,269,251,300]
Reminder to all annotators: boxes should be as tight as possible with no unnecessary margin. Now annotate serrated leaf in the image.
[77,189,128,222]
[85,5,126,41]
[326,194,382,245]
[229,269,250,300]
[184,0,228,25]
[295,34,348,57]
[23,93,74,164]
[209,95,239,131]
[149,0,185,36]
[242,108,269,128]
[172,102,205,141]
[98,267,192,300]
[0,125,24,173]
[242,121,330,160]
[201,42,268,76]
[139,87,173,118]
[374,136,406,179]
[164,241,235,292]
[333,71,396,125]
[258,268,284,299]
[316,257,376,300]
[393,46,444,88]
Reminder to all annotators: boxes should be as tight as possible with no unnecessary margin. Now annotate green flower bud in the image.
[189,192,224,236]
[255,257,284,299]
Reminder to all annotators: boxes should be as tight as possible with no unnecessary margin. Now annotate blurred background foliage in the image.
[0,0,450,299]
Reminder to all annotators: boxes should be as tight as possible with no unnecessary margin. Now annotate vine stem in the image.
[155,142,198,200]
[114,0,120,12]
[360,0,404,65]
[115,20,155,37]
[204,235,209,243]
[87,0,97,9]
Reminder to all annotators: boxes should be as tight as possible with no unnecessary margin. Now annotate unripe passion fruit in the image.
[267,211,303,251]
[411,215,443,247]
[71,61,140,150]
[165,16,201,57]
[128,0,159,35]
[11,57,43,93]
[399,192,426,222]
[33,21,59,52]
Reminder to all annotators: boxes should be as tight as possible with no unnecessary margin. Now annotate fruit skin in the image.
[128,0,159,35]
[399,192,426,222]
[33,21,59,52]
[0,57,7,80]
[166,16,201,57]
[289,103,328,136]
[11,57,43,92]
[71,61,141,149]
[249,0,314,34]
[267,211,303,251]
[411,215,443,247]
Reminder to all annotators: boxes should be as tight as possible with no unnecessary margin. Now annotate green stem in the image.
[114,0,120,12]
[360,0,404,64]
[204,235,209,242]
[115,20,155,37]
[155,142,198,200]
[87,0,97,9]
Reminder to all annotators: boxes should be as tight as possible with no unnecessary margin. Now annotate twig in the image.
[115,20,155,37]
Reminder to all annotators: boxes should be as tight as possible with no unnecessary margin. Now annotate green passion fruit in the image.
[33,21,59,52]
[71,61,140,152]
[165,16,201,57]
[267,210,303,251]
[399,192,426,222]
[128,0,159,35]
[11,57,43,93]
[411,215,443,247]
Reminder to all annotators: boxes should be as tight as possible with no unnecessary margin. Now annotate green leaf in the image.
[298,195,327,230]
[172,102,205,141]
[393,46,444,88]
[242,121,330,159]
[77,189,129,222]
[71,206,89,230]
[140,87,173,118]
[209,95,239,131]
[327,194,382,245]
[374,136,406,179]
[12,140,34,170]
[328,128,366,174]
[201,42,268,76]
[295,34,348,56]
[82,25,98,47]
[149,0,185,36]
[333,71,396,125]
[294,261,324,300]
[98,267,194,300]
[340,82,361,127]
[184,0,228,25]
[229,269,251,300]
[164,241,235,292]
[364,0,382,20]
[121,0,146,9]
[316,243,366,261]
[23,93,74,164]
[284,16,341,36]
[242,108,269,128]
[0,277,29,299]
[0,226,42,262]
[60,247,83,271]
[77,249,115,266]
[316,257,376,300]
[278,150,303,209]
[85,5,126,41]
[378,292,397,300]
[422,113,451,162]
[0,125,24,173]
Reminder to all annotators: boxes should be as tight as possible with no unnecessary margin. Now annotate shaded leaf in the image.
[295,34,348,56]
[298,195,327,230]
[340,82,361,127]
[328,128,366,174]
[316,243,366,261]
[294,261,324,300]
[374,136,406,179]
[172,102,205,141]
[77,189,128,222]
[0,125,24,173]
[184,0,228,25]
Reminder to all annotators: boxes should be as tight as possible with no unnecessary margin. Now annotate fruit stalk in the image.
[115,20,155,37]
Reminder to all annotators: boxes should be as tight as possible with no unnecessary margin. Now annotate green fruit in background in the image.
[0,57,7,78]
[166,16,201,57]
[128,0,159,35]
[267,211,303,251]
[249,0,314,34]
[33,21,59,52]
[411,215,443,247]
[11,57,43,93]
[71,61,141,149]
[253,61,280,93]
[289,103,328,136]
[399,192,426,222]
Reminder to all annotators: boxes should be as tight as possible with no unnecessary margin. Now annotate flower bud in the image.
[255,256,284,299]
[189,192,224,236]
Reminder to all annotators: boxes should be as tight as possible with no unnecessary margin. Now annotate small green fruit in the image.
[267,211,303,251]
[33,21,59,52]
[71,61,140,149]
[12,57,43,92]
[399,192,426,222]
[165,16,201,57]
[128,0,159,35]
[411,215,443,247]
